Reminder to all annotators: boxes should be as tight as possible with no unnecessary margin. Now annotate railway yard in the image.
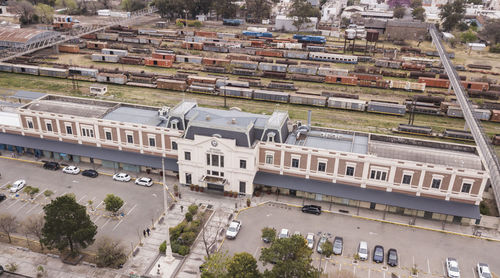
[1,20,500,152]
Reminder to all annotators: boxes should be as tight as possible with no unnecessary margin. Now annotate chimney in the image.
[307,110,311,127]
[231,118,236,124]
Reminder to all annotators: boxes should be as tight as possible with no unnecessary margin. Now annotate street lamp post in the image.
[162,157,175,263]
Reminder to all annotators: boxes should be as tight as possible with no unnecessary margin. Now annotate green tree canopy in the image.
[410,0,422,9]
[460,30,477,43]
[288,0,321,32]
[120,0,145,12]
[439,0,465,31]
[394,5,406,18]
[35,3,53,24]
[412,6,425,21]
[201,251,231,278]
[260,235,320,278]
[104,194,124,214]
[41,194,97,253]
[212,0,238,20]
[481,19,500,44]
[320,240,333,258]
[245,0,271,22]
[227,252,261,278]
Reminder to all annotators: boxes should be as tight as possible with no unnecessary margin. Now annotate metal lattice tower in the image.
[429,25,500,215]
[0,6,157,62]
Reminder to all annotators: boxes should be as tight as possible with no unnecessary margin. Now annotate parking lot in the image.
[222,203,500,278]
[0,157,166,253]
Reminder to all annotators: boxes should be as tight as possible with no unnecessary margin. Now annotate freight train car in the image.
[367,101,406,116]
[289,94,327,106]
[253,89,289,103]
[309,52,358,64]
[327,97,366,111]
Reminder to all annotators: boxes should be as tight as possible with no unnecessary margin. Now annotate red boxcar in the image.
[144,58,173,67]
[325,75,358,85]
[461,81,489,91]
[256,50,283,57]
[182,42,203,50]
[418,77,450,88]
[202,58,230,67]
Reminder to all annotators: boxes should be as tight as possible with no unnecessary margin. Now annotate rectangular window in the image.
[402,174,412,185]
[149,137,156,147]
[431,178,441,189]
[212,171,219,176]
[46,122,53,132]
[291,158,299,168]
[240,159,247,169]
[81,126,94,138]
[239,181,246,193]
[66,125,73,135]
[206,153,210,165]
[370,169,388,181]
[461,182,472,193]
[105,131,112,141]
[185,173,192,184]
[211,154,219,167]
[172,141,177,150]
[318,162,326,172]
[221,156,224,167]
[346,166,355,176]
[265,154,274,164]
[127,134,134,144]
[185,152,191,161]
[26,119,34,129]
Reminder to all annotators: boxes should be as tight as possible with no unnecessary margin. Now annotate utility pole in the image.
[157,157,175,276]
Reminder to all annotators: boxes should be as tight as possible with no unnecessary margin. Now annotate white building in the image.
[275,15,319,32]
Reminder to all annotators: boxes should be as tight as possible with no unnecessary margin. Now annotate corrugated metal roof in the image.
[253,171,480,219]
[0,133,178,171]
[0,27,55,43]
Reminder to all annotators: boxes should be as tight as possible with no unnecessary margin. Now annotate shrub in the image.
[490,44,500,53]
[188,204,198,215]
[180,231,196,245]
[176,21,184,28]
[169,221,187,241]
[480,201,490,215]
[185,211,193,222]
[6,263,17,272]
[159,240,166,253]
[177,245,190,256]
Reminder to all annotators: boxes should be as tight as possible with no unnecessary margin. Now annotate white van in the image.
[358,241,368,260]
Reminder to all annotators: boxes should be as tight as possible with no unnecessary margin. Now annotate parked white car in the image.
[62,165,80,174]
[278,228,290,239]
[446,258,460,278]
[113,173,131,182]
[10,179,26,193]
[477,263,491,278]
[135,177,153,187]
[225,220,241,239]
[306,233,315,249]
[358,241,368,260]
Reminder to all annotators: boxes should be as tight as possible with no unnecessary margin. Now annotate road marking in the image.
[368,268,370,278]
[126,204,137,216]
[0,181,11,189]
[472,267,477,278]
[427,258,431,274]
[101,218,111,229]
[413,255,415,268]
[339,263,342,272]
[94,215,102,223]
[353,265,355,276]
[323,260,328,273]
[443,261,446,277]
[77,195,87,203]
[26,202,40,214]
[112,219,124,231]
[7,198,21,209]
[18,200,31,210]
[95,200,104,209]
[253,246,260,257]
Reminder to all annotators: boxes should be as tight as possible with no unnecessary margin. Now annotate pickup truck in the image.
[225,220,242,239]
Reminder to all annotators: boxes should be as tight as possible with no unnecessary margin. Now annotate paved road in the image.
[222,203,500,278]
[0,157,165,253]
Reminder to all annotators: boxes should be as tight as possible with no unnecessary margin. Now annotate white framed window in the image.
[104,128,112,141]
[81,125,94,138]
[148,134,156,147]
[401,171,413,185]
[265,152,274,164]
[430,175,443,189]
[291,155,300,168]
[171,119,179,130]
[125,131,134,144]
[345,162,356,177]
[172,141,177,150]
[44,120,53,132]
[461,179,474,194]
[317,159,327,172]
[65,123,73,135]
[25,117,34,129]
[267,132,276,142]
[369,167,388,181]
[185,151,191,161]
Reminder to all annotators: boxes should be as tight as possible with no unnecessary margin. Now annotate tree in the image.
[288,0,320,32]
[412,6,426,21]
[460,30,477,43]
[387,0,410,8]
[7,0,36,24]
[227,252,261,278]
[121,0,146,12]
[0,214,18,243]
[439,0,465,32]
[23,186,39,199]
[260,235,320,278]
[410,0,422,9]
[261,227,276,243]
[245,0,271,22]
[320,240,333,258]
[394,5,406,18]
[95,237,127,268]
[23,215,45,250]
[154,0,185,19]
[104,194,124,214]
[35,3,54,24]
[201,251,231,278]
[212,0,238,20]
[481,19,500,45]
[41,194,97,254]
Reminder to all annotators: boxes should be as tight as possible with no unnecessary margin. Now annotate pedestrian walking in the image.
[146,228,150,236]
[143,230,146,237]
[180,205,183,212]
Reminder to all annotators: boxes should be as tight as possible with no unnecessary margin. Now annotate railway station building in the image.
[0,94,488,224]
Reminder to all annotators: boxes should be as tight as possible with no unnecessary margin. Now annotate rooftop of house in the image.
[102,105,167,127]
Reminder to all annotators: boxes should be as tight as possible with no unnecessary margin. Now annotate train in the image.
[242,31,273,38]
[292,35,326,44]
[222,19,242,26]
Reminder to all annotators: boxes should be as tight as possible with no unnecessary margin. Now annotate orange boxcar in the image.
[256,50,283,58]
[325,75,358,85]
[86,41,107,50]
[144,58,173,67]
[58,44,79,53]
[202,58,230,67]
[152,53,176,60]
[182,41,204,50]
